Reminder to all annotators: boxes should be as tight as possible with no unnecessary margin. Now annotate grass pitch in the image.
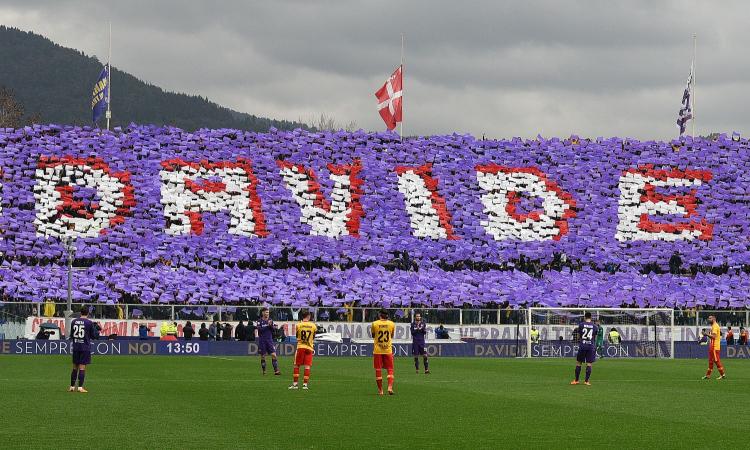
[1,355,748,449]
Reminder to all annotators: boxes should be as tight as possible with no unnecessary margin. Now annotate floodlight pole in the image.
[400,33,404,141]
[106,21,112,131]
[692,34,696,138]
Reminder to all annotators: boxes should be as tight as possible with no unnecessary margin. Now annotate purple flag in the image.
[676,63,693,135]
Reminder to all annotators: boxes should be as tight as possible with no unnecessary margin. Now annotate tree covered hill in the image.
[0,26,306,131]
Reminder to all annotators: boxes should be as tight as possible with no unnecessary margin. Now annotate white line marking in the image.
[197,356,235,361]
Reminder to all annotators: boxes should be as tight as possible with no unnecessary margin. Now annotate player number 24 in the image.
[581,328,593,340]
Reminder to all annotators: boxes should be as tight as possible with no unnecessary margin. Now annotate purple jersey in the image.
[411,321,427,344]
[70,318,96,352]
[577,321,598,349]
[256,318,275,342]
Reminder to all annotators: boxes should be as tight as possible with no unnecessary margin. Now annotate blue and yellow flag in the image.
[91,65,109,123]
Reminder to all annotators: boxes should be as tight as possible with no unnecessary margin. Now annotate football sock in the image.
[718,365,725,376]
[303,367,310,384]
[585,366,591,382]
[414,357,419,371]
[77,369,85,387]
[70,369,78,387]
[423,357,429,371]
[375,369,383,391]
[272,358,279,372]
[261,357,266,372]
[387,369,394,390]
[574,366,581,381]
[293,366,300,383]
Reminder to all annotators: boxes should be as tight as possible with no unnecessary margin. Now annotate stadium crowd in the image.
[1,126,750,313]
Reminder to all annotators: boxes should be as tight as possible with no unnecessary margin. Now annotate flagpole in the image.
[691,33,696,138]
[400,33,404,141]
[106,21,112,131]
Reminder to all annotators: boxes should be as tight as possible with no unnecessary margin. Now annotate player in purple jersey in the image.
[69,306,96,393]
[256,308,281,375]
[410,313,430,374]
[571,312,598,386]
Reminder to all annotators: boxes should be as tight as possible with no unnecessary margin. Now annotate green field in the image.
[1,355,747,449]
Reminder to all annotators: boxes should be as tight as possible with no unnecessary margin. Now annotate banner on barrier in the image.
[3,339,749,359]
[0,339,524,358]
[25,317,709,342]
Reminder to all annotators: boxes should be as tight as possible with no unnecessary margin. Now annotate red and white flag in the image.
[375,66,403,130]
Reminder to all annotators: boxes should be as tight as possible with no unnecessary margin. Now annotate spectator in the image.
[35,328,50,340]
[235,320,247,341]
[43,299,55,317]
[595,320,605,357]
[607,328,621,344]
[246,320,256,341]
[571,326,580,344]
[272,324,286,342]
[699,329,709,345]
[222,323,233,341]
[435,324,450,339]
[160,321,178,341]
[669,252,682,274]
[93,322,102,340]
[740,327,748,345]
[183,321,195,341]
[138,324,148,340]
[320,310,330,321]
[198,323,209,341]
[726,326,735,345]
[208,321,218,340]
[530,326,540,343]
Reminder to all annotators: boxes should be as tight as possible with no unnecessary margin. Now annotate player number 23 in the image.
[377,330,391,343]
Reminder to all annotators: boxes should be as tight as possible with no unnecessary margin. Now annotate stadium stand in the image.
[1,125,749,309]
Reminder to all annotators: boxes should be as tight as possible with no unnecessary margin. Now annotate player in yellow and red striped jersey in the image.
[289,310,317,390]
[372,309,396,395]
[702,315,726,380]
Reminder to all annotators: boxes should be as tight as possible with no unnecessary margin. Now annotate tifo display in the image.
[0,125,749,307]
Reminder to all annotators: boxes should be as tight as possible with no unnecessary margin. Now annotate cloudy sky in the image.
[2,0,748,139]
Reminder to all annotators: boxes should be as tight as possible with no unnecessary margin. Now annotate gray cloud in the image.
[1,0,748,138]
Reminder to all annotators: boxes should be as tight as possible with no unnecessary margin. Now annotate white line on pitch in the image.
[197,356,236,361]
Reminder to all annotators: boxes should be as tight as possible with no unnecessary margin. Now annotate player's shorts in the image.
[412,342,426,356]
[294,348,314,366]
[708,348,721,363]
[576,346,596,364]
[257,340,276,355]
[373,353,394,370]
[72,350,91,365]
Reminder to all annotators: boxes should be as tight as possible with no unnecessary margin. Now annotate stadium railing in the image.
[1,301,526,325]
[3,301,747,327]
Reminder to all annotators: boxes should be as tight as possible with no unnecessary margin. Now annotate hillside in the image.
[0,26,306,131]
